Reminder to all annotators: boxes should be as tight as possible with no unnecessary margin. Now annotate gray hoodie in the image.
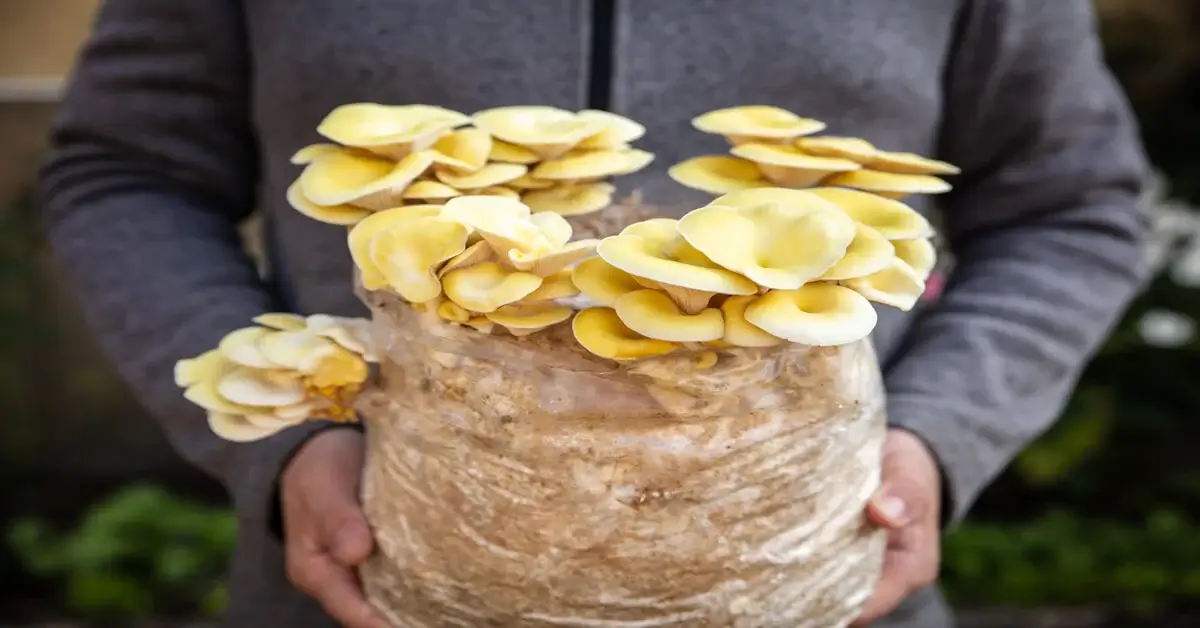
[38,1,1149,626]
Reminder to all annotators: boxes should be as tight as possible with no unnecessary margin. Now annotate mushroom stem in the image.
[662,284,715,315]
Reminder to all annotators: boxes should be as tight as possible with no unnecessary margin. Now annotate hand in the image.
[281,428,390,628]
[851,429,943,626]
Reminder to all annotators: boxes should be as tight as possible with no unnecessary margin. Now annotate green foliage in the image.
[7,484,236,620]
[943,510,1200,614]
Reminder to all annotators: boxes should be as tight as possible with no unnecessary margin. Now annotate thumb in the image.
[309,476,373,566]
[866,449,932,529]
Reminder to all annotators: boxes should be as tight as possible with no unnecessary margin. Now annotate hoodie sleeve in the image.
[884,0,1152,524]
[38,0,336,529]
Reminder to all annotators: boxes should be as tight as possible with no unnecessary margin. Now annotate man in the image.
[39,1,1148,626]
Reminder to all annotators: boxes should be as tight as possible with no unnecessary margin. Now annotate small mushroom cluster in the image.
[174,313,378,442]
[349,195,597,337]
[287,103,654,225]
[669,105,959,200]
[569,186,939,361]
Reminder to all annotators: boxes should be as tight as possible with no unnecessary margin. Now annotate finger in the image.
[329,511,375,567]
[300,464,373,562]
[852,546,918,626]
[290,552,391,628]
[865,484,909,529]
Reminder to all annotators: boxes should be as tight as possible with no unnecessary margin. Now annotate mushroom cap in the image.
[842,257,926,311]
[522,268,581,301]
[521,182,615,216]
[806,187,933,239]
[207,412,286,443]
[867,150,961,176]
[291,143,344,165]
[304,314,377,361]
[571,307,679,360]
[401,179,461,200]
[614,289,724,342]
[822,170,952,197]
[435,299,472,324]
[286,180,372,225]
[730,143,862,172]
[348,205,445,290]
[575,110,647,150]
[317,103,468,148]
[252,313,307,332]
[719,295,784,347]
[488,138,542,165]
[299,148,434,209]
[217,327,277,369]
[892,237,937,278]
[507,173,557,190]
[529,211,574,248]
[435,162,527,189]
[486,302,573,334]
[793,136,878,161]
[216,366,308,408]
[367,215,471,303]
[475,186,522,199]
[597,231,758,296]
[667,156,768,195]
[818,223,896,281]
[438,196,551,255]
[472,106,606,154]
[509,239,600,277]
[531,149,654,180]
[571,257,645,306]
[438,240,495,277]
[428,127,493,173]
[705,187,844,215]
[691,106,825,140]
[744,284,878,346]
[441,261,544,313]
[677,202,856,290]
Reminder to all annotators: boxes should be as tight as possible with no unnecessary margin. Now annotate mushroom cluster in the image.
[569,186,939,361]
[669,105,959,200]
[287,103,654,225]
[173,313,378,442]
[349,195,598,337]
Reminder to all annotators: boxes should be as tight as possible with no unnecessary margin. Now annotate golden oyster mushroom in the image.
[613,289,725,343]
[841,257,927,311]
[744,283,879,346]
[806,187,933,239]
[866,150,961,176]
[730,143,861,188]
[441,261,544,313]
[438,196,551,255]
[522,268,581,301]
[285,180,372,226]
[367,215,471,303]
[401,179,461,203]
[822,169,952,200]
[297,147,434,211]
[571,257,644,306]
[719,295,784,347]
[317,103,469,159]
[487,139,541,165]
[472,106,608,159]
[574,110,647,150]
[521,182,615,216]
[817,223,896,282]
[677,202,857,290]
[485,302,574,336]
[705,186,844,215]
[347,205,445,290]
[572,307,679,360]
[531,149,654,181]
[427,127,492,173]
[435,162,527,190]
[691,105,826,145]
[667,155,769,195]
[892,237,937,279]
[793,136,878,162]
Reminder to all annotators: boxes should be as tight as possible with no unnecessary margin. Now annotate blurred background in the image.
[2,1,1199,627]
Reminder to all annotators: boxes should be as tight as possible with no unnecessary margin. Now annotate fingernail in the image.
[877,495,907,523]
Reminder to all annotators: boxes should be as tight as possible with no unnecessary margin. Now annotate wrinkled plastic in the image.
[355,285,887,628]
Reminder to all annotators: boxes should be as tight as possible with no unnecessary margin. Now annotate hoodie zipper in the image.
[587,0,616,110]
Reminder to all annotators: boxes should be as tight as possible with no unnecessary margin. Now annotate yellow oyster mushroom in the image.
[692,106,826,145]
[252,313,307,331]
[317,103,469,159]
[529,211,574,247]
[677,202,856,290]
[806,187,933,239]
[298,148,434,211]
[522,268,580,301]
[307,346,370,389]
[794,136,878,162]
[207,412,291,443]
[488,139,541,165]
[441,261,544,313]
[436,299,472,324]
[464,317,496,334]
[571,257,644,306]
[401,179,461,202]
[867,150,961,176]
[822,170,952,200]
[438,196,550,255]
[217,367,308,407]
[348,205,445,290]
[510,240,600,277]
[841,257,927,311]
[257,330,337,373]
[368,216,471,302]
[303,314,378,362]
[427,127,492,173]
[614,289,724,342]
[175,349,229,389]
[486,302,573,336]
[818,223,896,281]
[472,106,607,158]
[438,241,495,277]
[730,143,861,188]
[507,173,557,190]
[575,110,647,150]
[476,186,522,199]
[217,327,277,369]
[719,295,784,347]
[286,180,372,226]
[706,186,844,215]
[744,284,879,346]
[522,182,615,216]
[435,162,527,190]
[572,307,679,360]
[668,155,769,195]
[530,149,654,181]
[291,143,344,165]
[892,237,937,279]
